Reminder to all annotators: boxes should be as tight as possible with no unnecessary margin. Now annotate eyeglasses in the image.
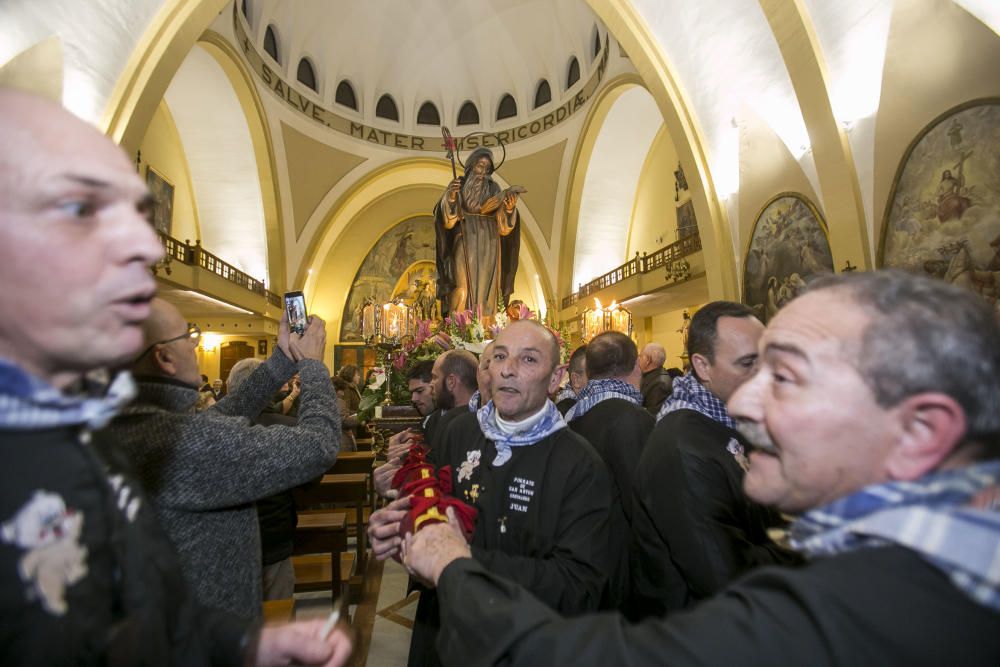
[136,324,201,361]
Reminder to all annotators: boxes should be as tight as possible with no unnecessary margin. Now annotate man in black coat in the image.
[565,332,653,608]
[637,342,672,415]
[555,344,587,415]
[403,271,1000,666]
[371,320,613,667]
[428,349,479,449]
[630,301,798,618]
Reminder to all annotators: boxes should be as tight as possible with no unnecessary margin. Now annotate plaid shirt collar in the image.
[656,371,736,429]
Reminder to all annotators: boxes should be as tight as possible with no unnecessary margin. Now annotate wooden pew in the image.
[332,452,377,511]
[293,473,370,576]
[293,510,352,614]
[262,598,295,624]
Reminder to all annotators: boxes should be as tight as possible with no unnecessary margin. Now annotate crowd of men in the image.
[1,87,997,666]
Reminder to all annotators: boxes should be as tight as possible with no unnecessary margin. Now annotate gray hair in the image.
[808,270,1000,443]
[227,358,264,393]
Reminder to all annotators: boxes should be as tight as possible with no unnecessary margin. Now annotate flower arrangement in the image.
[357,302,571,420]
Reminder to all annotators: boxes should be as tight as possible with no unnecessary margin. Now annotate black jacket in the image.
[0,426,248,666]
[410,411,613,666]
[639,367,672,415]
[630,409,799,618]
[569,399,654,609]
[436,546,1000,666]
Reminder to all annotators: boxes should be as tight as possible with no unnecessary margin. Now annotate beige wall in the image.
[138,101,200,244]
[628,123,681,258]
[639,304,697,371]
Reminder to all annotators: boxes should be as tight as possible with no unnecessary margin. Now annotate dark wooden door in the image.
[219,341,256,393]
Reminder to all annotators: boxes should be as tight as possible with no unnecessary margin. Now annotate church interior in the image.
[4,0,1000,663]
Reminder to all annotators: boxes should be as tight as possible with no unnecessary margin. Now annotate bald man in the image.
[0,88,350,666]
[109,298,341,620]
[371,320,613,667]
[638,342,672,414]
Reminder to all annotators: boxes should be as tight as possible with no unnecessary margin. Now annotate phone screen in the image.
[284,292,307,335]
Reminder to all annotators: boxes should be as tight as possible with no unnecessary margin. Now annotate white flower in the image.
[367,367,387,390]
[470,321,486,341]
[457,340,489,355]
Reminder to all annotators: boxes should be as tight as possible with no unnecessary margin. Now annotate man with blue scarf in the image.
[630,301,797,618]
[565,331,653,609]
[372,319,613,667]
[403,270,1000,665]
[0,89,351,666]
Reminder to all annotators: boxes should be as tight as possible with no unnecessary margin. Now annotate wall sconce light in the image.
[200,333,223,352]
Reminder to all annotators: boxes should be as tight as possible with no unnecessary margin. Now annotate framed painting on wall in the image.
[879,98,1000,309]
[145,167,174,236]
[743,192,834,322]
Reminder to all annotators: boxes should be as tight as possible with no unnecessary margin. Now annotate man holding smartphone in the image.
[0,88,351,665]
[112,297,341,621]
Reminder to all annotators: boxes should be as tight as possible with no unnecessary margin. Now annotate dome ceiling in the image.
[245,0,605,131]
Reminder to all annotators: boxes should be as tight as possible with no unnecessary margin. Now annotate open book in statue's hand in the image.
[479,185,527,214]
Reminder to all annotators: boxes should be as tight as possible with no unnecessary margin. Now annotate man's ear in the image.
[548,365,565,394]
[691,353,712,384]
[152,345,179,378]
[885,393,967,481]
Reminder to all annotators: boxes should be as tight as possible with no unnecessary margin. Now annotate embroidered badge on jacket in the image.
[726,438,751,472]
[457,450,481,483]
[1,490,88,615]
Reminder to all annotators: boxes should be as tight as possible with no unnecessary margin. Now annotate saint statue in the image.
[434,146,522,317]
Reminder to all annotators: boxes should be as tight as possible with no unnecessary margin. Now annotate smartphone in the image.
[284,291,308,335]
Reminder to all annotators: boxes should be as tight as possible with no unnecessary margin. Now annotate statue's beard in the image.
[463,174,491,209]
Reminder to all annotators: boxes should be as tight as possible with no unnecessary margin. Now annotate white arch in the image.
[164,44,268,282]
[572,86,662,288]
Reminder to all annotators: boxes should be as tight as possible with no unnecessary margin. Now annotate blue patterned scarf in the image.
[791,460,1000,612]
[0,358,136,431]
[477,398,567,466]
[565,378,642,421]
[468,390,481,412]
[657,371,737,429]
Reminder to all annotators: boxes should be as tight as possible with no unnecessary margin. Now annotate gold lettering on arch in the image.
[232,5,610,151]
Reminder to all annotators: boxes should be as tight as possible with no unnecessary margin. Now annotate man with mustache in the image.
[630,301,798,618]
[371,319,613,667]
[402,271,1000,665]
[434,147,521,317]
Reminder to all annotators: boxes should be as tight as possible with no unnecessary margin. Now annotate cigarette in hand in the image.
[320,608,341,639]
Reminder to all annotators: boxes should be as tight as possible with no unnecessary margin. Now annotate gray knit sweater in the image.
[109,351,340,620]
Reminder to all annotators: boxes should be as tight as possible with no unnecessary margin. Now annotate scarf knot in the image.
[565,378,642,421]
[657,371,736,429]
[792,460,1000,612]
[477,399,566,466]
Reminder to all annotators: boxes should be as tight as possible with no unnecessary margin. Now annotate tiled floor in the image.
[366,560,418,666]
[291,557,414,666]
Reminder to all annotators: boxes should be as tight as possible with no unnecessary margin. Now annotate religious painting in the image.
[145,167,174,236]
[676,199,697,240]
[879,99,1000,310]
[743,193,834,322]
[339,216,438,341]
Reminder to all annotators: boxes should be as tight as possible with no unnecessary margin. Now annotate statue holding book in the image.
[434,141,523,317]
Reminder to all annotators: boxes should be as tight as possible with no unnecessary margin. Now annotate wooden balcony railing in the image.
[155,232,282,307]
[561,231,702,309]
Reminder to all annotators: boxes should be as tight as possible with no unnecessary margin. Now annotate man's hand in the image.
[255,620,352,667]
[401,507,472,587]
[277,311,292,360]
[368,495,411,561]
[289,315,327,362]
[446,178,461,203]
[386,429,418,460]
[373,460,402,499]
